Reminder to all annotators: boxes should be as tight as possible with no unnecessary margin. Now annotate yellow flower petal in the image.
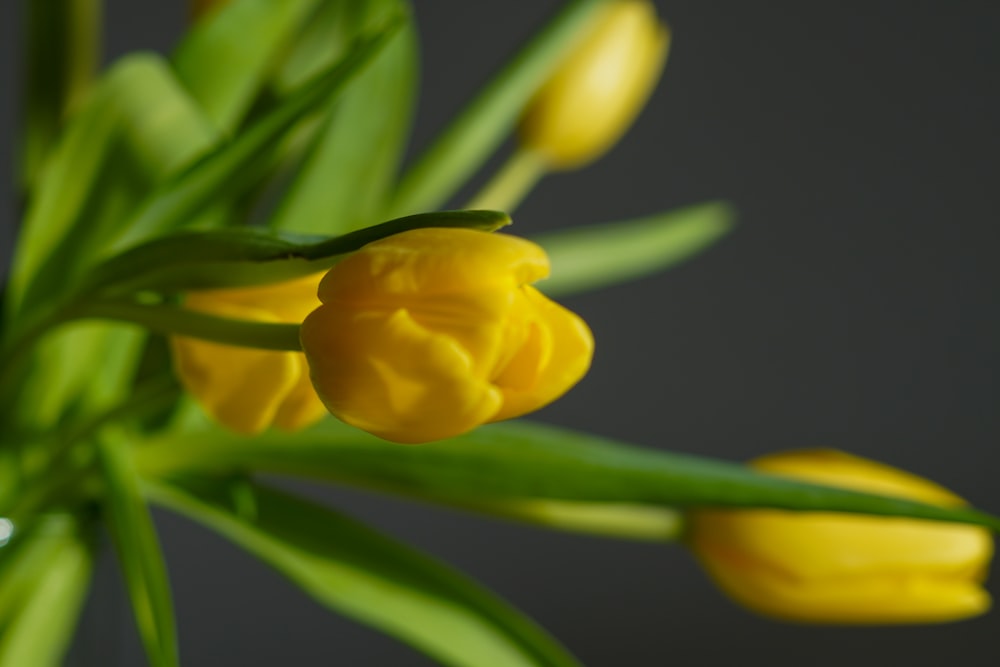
[519,0,670,169]
[690,450,994,624]
[302,306,503,443]
[171,275,326,434]
[301,228,593,443]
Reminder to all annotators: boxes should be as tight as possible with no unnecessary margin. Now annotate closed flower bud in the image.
[171,274,328,435]
[519,0,670,169]
[690,450,993,624]
[300,228,594,444]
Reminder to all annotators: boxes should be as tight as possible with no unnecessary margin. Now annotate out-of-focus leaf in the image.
[136,420,1000,533]
[96,435,178,667]
[105,23,401,255]
[0,518,94,667]
[5,53,220,431]
[387,0,607,217]
[271,0,416,235]
[8,71,118,319]
[148,478,581,667]
[21,0,100,190]
[8,53,220,320]
[173,0,321,132]
[532,201,735,297]
[84,210,510,295]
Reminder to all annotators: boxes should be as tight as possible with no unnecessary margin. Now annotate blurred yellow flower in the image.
[519,0,670,169]
[300,227,594,443]
[171,274,327,435]
[690,450,993,624]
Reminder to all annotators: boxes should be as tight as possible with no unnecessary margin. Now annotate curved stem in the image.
[465,148,548,212]
[75,300,304,351]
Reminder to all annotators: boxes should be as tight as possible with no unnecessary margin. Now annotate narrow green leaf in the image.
[271,0,417,235]
[97,435,178,667]
[388,0,607,217]
[533,202,736,297]
[148,478,580,667]
[136,420,1000,533]
[105,23,401,254]
[8,53,220,321]
[21,0,100,190]
[8,74,118,319]
[173,0,321,131]
[84,210,510,295]
[112,56,221,181]
[0,519,94,667]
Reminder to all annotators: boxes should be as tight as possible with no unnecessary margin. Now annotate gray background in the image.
[2,1,999,665]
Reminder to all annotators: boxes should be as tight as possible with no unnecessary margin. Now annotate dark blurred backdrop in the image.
[2,1,999,665]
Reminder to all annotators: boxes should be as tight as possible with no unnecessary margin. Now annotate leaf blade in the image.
[136,420,1000,533]
[533,201,736,297]
[84,210,511,295]
[106,22,402,254]
[271,0,418,235]
[172,0,322,131]
[97,435,179,667]
[148,478,581,667]
[0,519,95,667]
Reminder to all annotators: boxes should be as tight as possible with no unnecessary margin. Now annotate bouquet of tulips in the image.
[2,0,994,665]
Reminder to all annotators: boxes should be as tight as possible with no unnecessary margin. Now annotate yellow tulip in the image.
[300,228,594,443]
[170,274,328,435]
[519,0,670,169]
[689,450,993,624]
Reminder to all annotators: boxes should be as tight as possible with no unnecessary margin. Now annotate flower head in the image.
[519,0,670,169]
[300,227,594,443]
[171,274,327,435]
[689,450,993,624]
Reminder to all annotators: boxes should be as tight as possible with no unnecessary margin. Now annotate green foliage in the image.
[3,0,996,664]
[136,420,1000,534]
[97,436,178,667]
[534,201,736,297]
[0,518,95,667]
[389,0,609,216]
[84,210,510,295]
[149,478,581,667]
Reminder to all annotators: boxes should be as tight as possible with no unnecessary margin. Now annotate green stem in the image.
[465,148,548,212]
[387,0,606,217]
[0,296,301,403]
[445,497,685,542]
[76,300,304,351]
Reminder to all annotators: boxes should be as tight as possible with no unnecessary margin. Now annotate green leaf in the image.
[0,518,94,667]
[8,53,220,320]
[84,210,510,295]
[387,0,608,217]
[136,420,1000,533]
[96,435,178,667]
[8,67,119,319]
[147,478,580,667]
[172,0,322,132]
[271,0,417,235]
[20,0,100,190]
[105,22,402,255]
[533,201,736,297]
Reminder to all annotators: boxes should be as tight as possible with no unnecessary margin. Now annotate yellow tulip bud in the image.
[519,0,670,169]
[300,228,594,443]
[690,450,993,624]
[170,274,328,435]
